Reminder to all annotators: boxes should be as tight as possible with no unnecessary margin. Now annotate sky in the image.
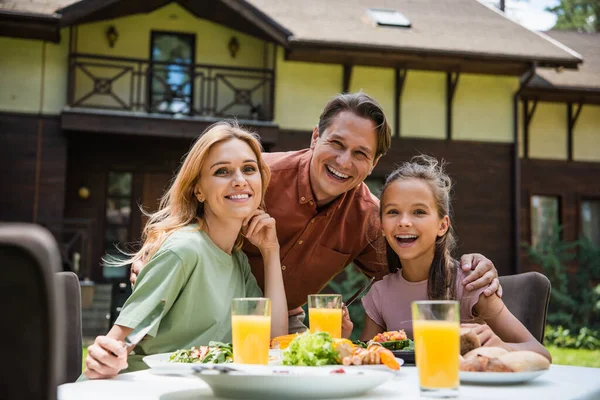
[481,0,561,31]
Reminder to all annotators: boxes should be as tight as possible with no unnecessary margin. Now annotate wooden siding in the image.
[520,159,600,270]
[0,112,66,223]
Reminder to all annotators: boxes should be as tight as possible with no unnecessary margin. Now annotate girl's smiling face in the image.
[381,178,449,265]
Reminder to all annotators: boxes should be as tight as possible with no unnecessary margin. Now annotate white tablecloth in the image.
[59,365,600,400]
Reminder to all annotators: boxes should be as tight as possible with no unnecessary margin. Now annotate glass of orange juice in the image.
[231,297,271,365]
[308,294,342,338]
[412,300,460,398]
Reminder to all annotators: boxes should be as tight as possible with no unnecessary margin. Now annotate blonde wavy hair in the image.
[107,121,270,267]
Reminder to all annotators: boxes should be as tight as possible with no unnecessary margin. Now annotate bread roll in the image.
[464,346,509,360]
[497,351,550,372]
[460,327,481,355]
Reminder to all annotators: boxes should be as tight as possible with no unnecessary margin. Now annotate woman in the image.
[84,121,288,379]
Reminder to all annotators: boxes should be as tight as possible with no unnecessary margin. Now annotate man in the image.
[132,92,501,333]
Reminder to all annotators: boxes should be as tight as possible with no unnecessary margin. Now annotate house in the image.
[520,30,600,266]
[1,0,598,288]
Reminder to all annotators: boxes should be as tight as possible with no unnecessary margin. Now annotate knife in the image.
[344,276,375,307]
[123,299,166,350]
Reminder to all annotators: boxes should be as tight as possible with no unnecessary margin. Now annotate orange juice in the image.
[413,320,460,389]
[309,307,342,338]
[231,315,271,364]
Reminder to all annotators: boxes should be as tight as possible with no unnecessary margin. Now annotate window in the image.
[530,195,560,248]
[367,8,412,28]
[150,31,196,114]
[104,172,133,278]
[581,199,600,246]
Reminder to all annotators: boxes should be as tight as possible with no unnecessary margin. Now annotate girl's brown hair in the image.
[380,155,458,300]
[107,121,270,266]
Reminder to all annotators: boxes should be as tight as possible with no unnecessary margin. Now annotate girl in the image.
[84,122,288,379]
[343,155,550,361]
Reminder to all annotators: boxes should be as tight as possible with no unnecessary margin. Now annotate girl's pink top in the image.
[361,268,486,339]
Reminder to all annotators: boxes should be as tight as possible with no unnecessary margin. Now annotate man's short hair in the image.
[317,92,392,158]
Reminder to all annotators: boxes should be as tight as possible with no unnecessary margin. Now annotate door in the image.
[149,31,196,114]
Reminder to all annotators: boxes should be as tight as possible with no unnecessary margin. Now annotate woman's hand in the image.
[243,210,279,255]
[83,335,129,379]
[342,304,353,339]
[461,323,512,351]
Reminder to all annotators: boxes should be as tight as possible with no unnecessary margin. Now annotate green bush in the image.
[545,325,600,350]
[326,263,370,341]
[525,225,600,333]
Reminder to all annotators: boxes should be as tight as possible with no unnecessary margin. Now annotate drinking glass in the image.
[308,294,342,338]
[231,297,271,364]
[412,300,460,398]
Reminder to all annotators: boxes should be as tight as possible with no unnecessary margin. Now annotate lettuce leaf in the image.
[282,332,339,366]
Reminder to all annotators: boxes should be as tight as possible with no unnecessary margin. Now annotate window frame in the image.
[577,195,600,245]
[529,193,563,247]
[148,30,197,114]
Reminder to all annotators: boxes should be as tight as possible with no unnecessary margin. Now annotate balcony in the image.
[66,53,275,122]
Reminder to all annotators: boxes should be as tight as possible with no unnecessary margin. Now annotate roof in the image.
[0,0,583,68]
[0,0,76,16]
[533,31,600,89]
[246,0,582,66]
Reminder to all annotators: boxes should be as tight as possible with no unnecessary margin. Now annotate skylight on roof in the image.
[367,8,411,28]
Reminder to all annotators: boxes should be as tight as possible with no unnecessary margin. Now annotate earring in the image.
[196,193,204,203]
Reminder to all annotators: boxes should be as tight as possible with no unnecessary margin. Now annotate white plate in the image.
[144,350,403,375]
[193,364,395,399]
[460,369,548,384]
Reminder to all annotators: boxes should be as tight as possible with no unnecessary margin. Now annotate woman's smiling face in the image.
[381,178,449,264]
[195,138,262,221]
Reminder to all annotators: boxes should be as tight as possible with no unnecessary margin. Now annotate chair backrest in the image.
[55,271,82,384]
[0,223,65,400]
[498,271,551,343]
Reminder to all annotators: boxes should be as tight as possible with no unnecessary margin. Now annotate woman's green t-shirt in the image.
[114,225,263,372]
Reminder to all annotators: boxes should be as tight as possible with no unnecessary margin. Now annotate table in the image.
[59,365,600,400]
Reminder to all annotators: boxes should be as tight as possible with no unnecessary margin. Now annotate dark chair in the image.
[55,271,82,384]
[0,223,65,400]
[498,271,551,343]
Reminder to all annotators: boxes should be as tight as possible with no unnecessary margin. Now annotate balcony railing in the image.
[67,53,275,121]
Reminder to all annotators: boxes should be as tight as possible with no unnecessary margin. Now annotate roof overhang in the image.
[286,40,581,76]
[57,0,290,45]
[0,10,60,42]
[60,107,280,145]
[521,85,600,106]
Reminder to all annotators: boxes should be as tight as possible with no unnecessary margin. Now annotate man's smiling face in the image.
[309,111,380,207]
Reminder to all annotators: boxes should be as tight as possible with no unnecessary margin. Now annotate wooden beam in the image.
[394,68,407,137]
[342,64,353,93]
[61,109,280,144]
[567,102,584,162]
[446,71,460,140]
[522,99,538,159]
[0,11,60,42]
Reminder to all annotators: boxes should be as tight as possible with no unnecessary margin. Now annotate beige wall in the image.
[401,70,446,139]
[349,66,395,135]
[0,32,68,115]
[572,105,600,162]
[72,3,270,114]
[274,48,342,130]
[453,74,518,142]
[528,102,567,160]
[75,3,266,68]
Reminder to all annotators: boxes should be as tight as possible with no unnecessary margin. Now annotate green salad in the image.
[169,341,233,364]
[282,331,338,366]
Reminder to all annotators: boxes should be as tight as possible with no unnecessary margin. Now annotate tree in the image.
[547,0,600,32]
